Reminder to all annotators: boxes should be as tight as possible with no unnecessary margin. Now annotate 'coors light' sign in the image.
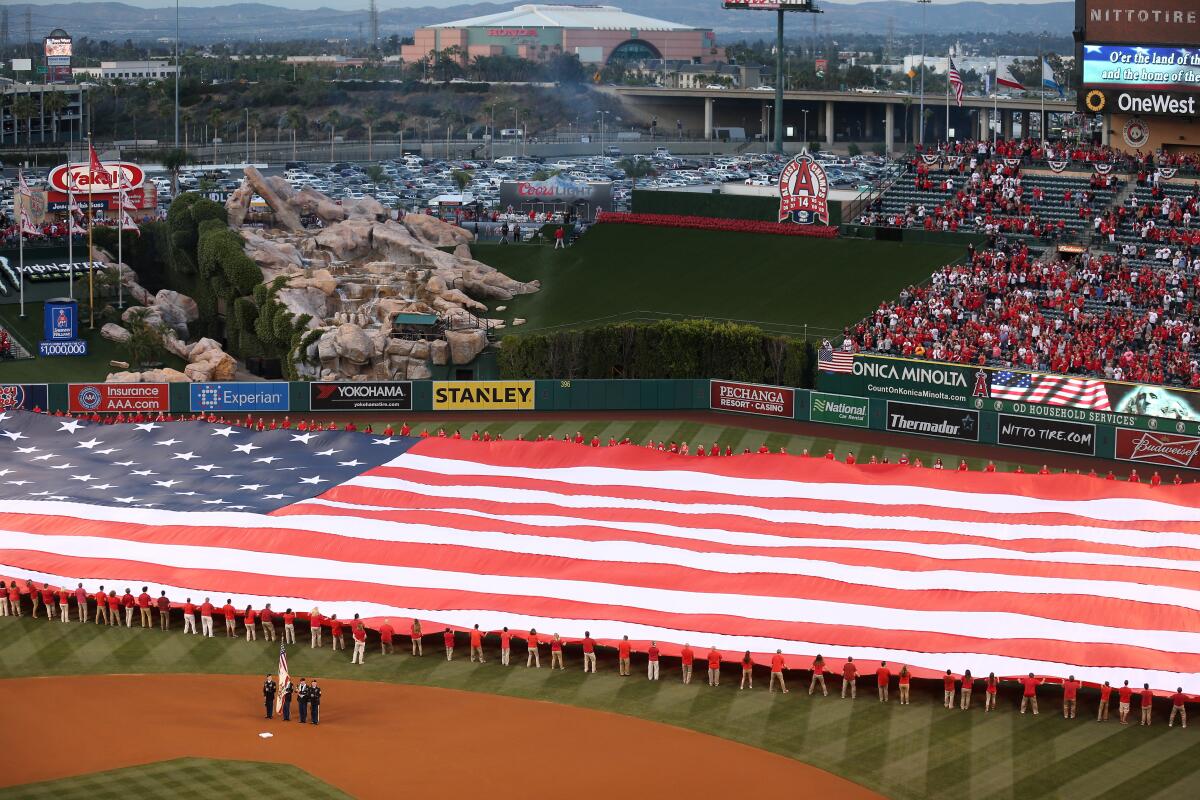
[778,150,829,225]
[48,162,145,195]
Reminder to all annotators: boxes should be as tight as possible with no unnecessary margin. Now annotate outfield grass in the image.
[472,226,964,335]
[0,758,349,800]
[0,304,187,383]
[3,617,1199,800]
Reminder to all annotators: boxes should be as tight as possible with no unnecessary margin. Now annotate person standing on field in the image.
[1097,681,1112,722]
[260,604,276,642]
[106,591,120,627]
[221,599,237,637]
[297,678,310,724]
[647,641,660,680]
[680,643,694,684]
[899,666,911,705]
[310,609,324,648]
[75,583,88,623]
[1140,683,1154,726]
[1062,676,1081,719]
[1118,680,1133,724]
[58,586,71,623]
[262,675,277,719]
[411,619,423,656]
[985,673,998,712]
[351,620,367,665]
[707,646,722,687]
[943,670,956,708]
[526,629,541,668]
[200,598,215,637]
[157,591,170,630]
[443,627,455,661]
[876,661,891,703]
[282,609,296,643]
[581,631,597,674]
[770,650,788,693]
[810,654,828,696]
[499,626,511,666]
[740,651,754,690]
[470,624,486,663]
[244,606,257,641]
[379,619,394,655]
[1169,688,1188,728]
[280,677,294,722]
[618,635,631,676]
[182,598,196,635]
[960,670,974,710]
[551,634,566,670]
[330,615,344,652]
[137,587,152,628]
[841,657,858,699]
[1020,673,1043,715]
[0,581,7,617]
[121,587,136,627]
[92,586,106,624]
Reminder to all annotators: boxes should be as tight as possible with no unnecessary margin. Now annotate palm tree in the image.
[43,91,68,143]
[286,108,306,161]
[207,108,224,162]
[618,157,656,189]
[11,93,37,151]
[247,110,263,161]
[362,106,379,160]
[322,109,341,161]
[163,148,189,197]
[451,169,473,193]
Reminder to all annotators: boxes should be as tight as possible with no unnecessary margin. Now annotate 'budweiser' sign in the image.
[48,162,145,195]
[1115,429,1200,469]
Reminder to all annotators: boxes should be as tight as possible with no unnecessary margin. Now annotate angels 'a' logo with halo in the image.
[778,151,829,225]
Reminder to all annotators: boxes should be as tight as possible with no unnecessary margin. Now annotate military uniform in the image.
[309,682,322,725]
[297,680,310,723]
[263,677,277,719]
[280,679,293,721]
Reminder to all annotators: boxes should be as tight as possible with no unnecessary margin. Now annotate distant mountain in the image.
[10,1,1074,43]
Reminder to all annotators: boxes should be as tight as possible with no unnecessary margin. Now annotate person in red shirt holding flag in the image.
[443,627,455,661]
[525,629,540,668]
[330,615,344,652]
[707,646,722,687]
[282,608,296,644]
[138,586,153,628]
[221,599,237,638]
[33,584,51,620]
[378,619,394,655]
[647,641,660,680]
[1118,680,1133,724]
[57,587,71,623]
[310,609,325,648]
[810,654,828,696]
[1169,688,1188,728]
[107,591,121,627]
[680,643,694,684]
[470,624,486,663]
[1140,683,1154,726]
[497,626,511,665]
[841,657,858,699]
[770,650,789,693]
[943,670,957,709]
[351,619,367,665]
[960,670,975,710]
[618,635,632,676]
[93,585,108,625]
[581,631,597,674]
[985,673,999,712]
[156,591,170,631]
[1062,675,1081,719]
[200,598,216,637]
[244,606,257,641]
[876,661,891,703]
[411,619,423,656]
[739,651,755,689]
[182,597,197,634]
[260,604,276,642]
[899,666,911,705]
[121,588,136,628]
[1097,681,1112,722]
[1019,673,1044,715]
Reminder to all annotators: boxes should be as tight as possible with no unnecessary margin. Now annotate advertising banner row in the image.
[817,353,1200,435]
[7,377,1200,471]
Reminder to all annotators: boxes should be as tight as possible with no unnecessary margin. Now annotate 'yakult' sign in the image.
[48,162,145,195]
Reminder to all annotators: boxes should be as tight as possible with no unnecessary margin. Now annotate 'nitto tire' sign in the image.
[709,380,795,419]
[996,414,1096,456]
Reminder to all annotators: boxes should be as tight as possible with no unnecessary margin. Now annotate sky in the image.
[40,0,1073,8]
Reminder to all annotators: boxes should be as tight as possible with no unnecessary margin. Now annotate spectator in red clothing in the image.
[351,618,367,665]
[525,628,540,668]
[57,587,71,623]
[107,591,121,627]
[1169,688,1188,728]
[1020,673,1044,715]
[739,651,754,689]
[876,661,891,703]
[310,609,325,648]
[442,627,456,661]
[282,608,296,644]
[92,585,107,625]
[411,619,423,656]
[1062,675,1081,719]
[841,656,858,699]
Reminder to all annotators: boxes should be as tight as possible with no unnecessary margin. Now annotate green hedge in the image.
[498,319,813,387]
[92,221,172,294]
[633,189,842,225]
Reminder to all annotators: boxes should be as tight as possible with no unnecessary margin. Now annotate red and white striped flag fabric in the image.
[275,640,289,715]
[948,58,964,107]
[0,411,1197,691]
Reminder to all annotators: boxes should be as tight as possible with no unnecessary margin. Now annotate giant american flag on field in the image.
[0,410,1198,691]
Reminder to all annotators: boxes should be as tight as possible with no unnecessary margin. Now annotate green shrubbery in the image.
[498,319,813,387]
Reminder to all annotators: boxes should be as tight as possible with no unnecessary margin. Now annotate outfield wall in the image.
[2,377,1195,471]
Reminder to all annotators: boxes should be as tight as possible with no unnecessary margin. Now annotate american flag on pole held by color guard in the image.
[275,640,289,715]
[817,343,855,374]
[990,370,1112,411]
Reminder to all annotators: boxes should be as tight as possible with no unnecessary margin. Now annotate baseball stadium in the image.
[4,1,1200,798]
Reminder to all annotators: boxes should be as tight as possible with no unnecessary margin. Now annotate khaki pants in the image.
[95,605,106,624]
[262,620,276,641]
[77,602,87,623]
[140,607,152,627]
[944,690,954,708]
[159,610,169,630]
[985,692,996,711]
[900,685,910,704]
[648,661,659,680]
[0,597,7,616]
[245,624,256,641]
[333,634,344,651]
[124,606,134,627]
[583,652,596,673]
[1170,706,1186,727]
[552,651,564,670]
[445,645,453,661]
[809,674,826,695]
[1119,701,1130,722]
[352,640,365,664]
[284,623,295,643]
[201,616,214,637]
[842,680,856,699]
[183,614,197,635]
[1097,700,1109,721]
[527,648,540,668]
[682,664,692,684]
[31,597,40,618]
[741,669,753,689]
[381,641,393,655]
[471,645,486,663]
[1020,696,1039,714]
[10,597,20,617]
[311,628,323,648]
[412,638,423,656]
[1141,705,1152,726]
[1063,699,1076,719]
[619,657,630,676]
[500,647,510,665]
[772,673,788,693]
[708,667,720,686]
[108,608,119,626]
[961,689,972,710]
[60,603,70,623]
[878,685,888,703]
[224,618,236,637]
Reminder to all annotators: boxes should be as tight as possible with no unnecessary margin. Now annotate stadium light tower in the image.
[724,1,822,155]
[917,0,930,147]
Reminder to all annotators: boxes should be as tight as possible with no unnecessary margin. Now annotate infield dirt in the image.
[0,674,884,798]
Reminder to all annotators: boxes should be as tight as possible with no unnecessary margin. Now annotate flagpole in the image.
[1039,49,1045,145]
[87,132,95,331]
[66,148,74,302]
[993,57,999,148]
[117,144,123,311]
[945,48,951,144]
[17,169,24,319]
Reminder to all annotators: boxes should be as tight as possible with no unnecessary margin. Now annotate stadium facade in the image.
[400,4,721,67]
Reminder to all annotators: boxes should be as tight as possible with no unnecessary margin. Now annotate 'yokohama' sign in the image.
[48,162,145,194]
[1115,429,1200,469]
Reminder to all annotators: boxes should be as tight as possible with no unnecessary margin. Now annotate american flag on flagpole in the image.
[275,640,290,715]
[948,57,964,107]
[991,370,1112,411]
[0,410,1198,691]
[817,343,855,374]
